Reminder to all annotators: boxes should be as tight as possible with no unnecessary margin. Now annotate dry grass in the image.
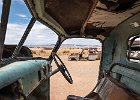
[30,47,88,57]
[30,47,52,57]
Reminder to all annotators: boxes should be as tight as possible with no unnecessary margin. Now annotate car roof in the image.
[25,0,140,39]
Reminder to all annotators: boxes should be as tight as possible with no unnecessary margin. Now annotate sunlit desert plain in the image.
[30,47,100,100]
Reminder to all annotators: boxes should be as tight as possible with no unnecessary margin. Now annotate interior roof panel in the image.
[44,0,98,32]
[25,0,140,37]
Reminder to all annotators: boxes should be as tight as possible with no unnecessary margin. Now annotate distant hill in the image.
[28,44,101,48]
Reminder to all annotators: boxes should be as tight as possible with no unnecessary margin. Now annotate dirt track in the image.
[50,55,100,100]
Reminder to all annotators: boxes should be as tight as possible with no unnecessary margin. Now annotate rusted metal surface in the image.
[80,0,98,36]
[88,1,140,28]
[44,0,98,34]
[68,53,80,61]
[25,0,140,39]
[99,0,137,11]
[96,77,139,100]
[25,0,99,37]
[68,48,100,61]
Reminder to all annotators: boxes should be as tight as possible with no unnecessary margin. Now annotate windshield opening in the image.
[51,38,102,100]
[3,1,58,58]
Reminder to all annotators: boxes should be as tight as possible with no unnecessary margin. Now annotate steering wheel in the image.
[53,54,73,84]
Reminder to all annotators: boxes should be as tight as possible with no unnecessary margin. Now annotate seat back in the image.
[111,64,140,95]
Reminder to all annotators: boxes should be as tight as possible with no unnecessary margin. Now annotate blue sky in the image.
[0,0,101,46]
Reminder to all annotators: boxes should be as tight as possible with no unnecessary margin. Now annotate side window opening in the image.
[25,21,58,58]
[3,0,32,58]
[3,1,58,58]
[127,35,140,63]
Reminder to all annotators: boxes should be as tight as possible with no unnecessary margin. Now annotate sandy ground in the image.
[50,55,100,100]
[30,48,100,100]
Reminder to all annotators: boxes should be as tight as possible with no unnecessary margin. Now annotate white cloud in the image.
[5,22,58,45]
[17,13,26,18]
[16,13,30,20]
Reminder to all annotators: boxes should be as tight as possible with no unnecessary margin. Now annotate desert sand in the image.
[31,48,100,100]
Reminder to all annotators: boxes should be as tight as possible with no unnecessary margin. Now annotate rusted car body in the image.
[68,48,100,61]
[88,48,99,60]
[0,0,140,100]
[68,53,80,61]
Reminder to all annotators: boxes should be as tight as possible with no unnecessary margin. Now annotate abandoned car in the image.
[0,0,140,100]
[68,48,100,61]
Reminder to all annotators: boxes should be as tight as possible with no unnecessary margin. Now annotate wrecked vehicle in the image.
[88,48,100,60]
[0,0,140,100]
[68,49,88,61]
[68,48,100,61]
[68,53,81,61]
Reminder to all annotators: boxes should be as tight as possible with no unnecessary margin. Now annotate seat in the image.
[110,64,140,95]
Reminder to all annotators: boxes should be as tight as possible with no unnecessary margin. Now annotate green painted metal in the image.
[0,60,49,96]
[100,12,140,95]
[101,12,140,71]
[112,65,140,95]
[21,70,42,96]
[112,66,140,81]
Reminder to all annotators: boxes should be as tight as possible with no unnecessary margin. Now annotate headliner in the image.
[25,0,140,38]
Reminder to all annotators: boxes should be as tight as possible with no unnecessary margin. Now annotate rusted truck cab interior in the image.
[0,0,140,100]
